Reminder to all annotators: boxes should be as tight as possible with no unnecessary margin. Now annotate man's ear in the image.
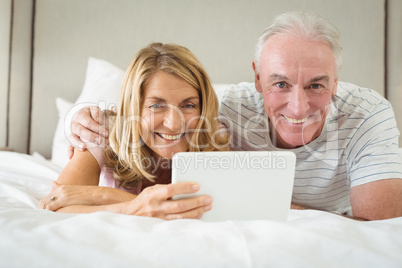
[332,77,338,96]
[252,61,262,93]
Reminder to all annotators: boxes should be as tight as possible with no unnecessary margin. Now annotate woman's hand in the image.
[122,183,213,220]
[37,181,136,211]
[38,181,213,220]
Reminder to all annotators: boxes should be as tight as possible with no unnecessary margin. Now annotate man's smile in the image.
[283,115,309,124]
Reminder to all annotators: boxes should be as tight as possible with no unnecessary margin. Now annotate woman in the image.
[38,43,230,220]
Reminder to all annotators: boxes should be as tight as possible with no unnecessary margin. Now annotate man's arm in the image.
[291,178,402,221]
[350,178,402,220]
[290,202,369,221]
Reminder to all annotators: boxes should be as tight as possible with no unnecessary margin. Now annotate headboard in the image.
[2,0,401,158]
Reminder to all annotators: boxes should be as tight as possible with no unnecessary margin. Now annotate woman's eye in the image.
[179,103,198,113]
[149,104,160,109]
[183,104,196,109]
[149,104,166,111]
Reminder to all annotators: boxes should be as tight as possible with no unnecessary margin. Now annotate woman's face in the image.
[140,71,201,160]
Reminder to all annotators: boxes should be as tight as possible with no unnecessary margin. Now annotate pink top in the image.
[88,146,142,195]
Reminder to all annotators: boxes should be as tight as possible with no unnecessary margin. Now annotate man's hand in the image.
[67,106,110,158]
[290,203,307,210]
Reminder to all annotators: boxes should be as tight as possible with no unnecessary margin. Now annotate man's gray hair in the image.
[254,11,342,75]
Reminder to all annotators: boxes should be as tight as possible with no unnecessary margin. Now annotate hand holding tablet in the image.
[172,151,296,221]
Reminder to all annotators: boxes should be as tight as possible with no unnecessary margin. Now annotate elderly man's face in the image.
[253,34,338,149]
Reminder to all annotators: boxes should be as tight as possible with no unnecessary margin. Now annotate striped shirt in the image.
[218,82,402,214]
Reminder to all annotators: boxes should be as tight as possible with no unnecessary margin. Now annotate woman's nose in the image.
[163,106,184,131]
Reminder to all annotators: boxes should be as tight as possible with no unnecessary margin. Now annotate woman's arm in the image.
[38,149,99,210]
[39,182,137,211]
[41,148,213,219]
[54,203,124,214]
[53,183,214,220]
[39,149,136,210]
[56,148,101,185]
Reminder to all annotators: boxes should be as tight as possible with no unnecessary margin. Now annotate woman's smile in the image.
[155,132,186,141]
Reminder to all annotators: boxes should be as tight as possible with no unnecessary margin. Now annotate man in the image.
[69,11,402,220]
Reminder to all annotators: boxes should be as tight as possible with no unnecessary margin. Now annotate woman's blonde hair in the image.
[105,42,230,189]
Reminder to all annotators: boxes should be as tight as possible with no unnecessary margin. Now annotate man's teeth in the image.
[158,133,184,140]
[284,115,308,124]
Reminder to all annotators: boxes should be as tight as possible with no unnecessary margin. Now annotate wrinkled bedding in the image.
[1,151,401,268]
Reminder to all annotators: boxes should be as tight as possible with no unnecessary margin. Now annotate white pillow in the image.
[74,57,125,110]
[213,84,231,102]
[51,58,125,169]
[212,84,230,93]
[51,98,74,169]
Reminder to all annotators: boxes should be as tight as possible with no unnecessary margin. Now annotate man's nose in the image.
[287,86,310,116]
[163,106,184,131]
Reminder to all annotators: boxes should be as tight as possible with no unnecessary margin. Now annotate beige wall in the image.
[388,0,402,133]
[7,0,34,153]
[0,0,12,148]
[1,0,33,152]
[0,0,401,157]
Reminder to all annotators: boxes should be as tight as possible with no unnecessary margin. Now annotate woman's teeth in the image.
[283,115,308,124]
[158,133,184,140]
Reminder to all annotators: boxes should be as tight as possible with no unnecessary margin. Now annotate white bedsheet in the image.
[0,151,401,268]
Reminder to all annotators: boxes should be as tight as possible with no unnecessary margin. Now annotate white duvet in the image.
[0,151,401,268]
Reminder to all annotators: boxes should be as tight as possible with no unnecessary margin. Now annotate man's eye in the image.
[308,84,326,93]
[275,82,286,88]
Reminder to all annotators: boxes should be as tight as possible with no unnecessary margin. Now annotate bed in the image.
[1,56,402,267]
[2,1,402,267]
[1,151,402,268]
[0,57,402,267]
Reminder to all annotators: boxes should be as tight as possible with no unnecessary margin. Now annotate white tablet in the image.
[172,151,296,221]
